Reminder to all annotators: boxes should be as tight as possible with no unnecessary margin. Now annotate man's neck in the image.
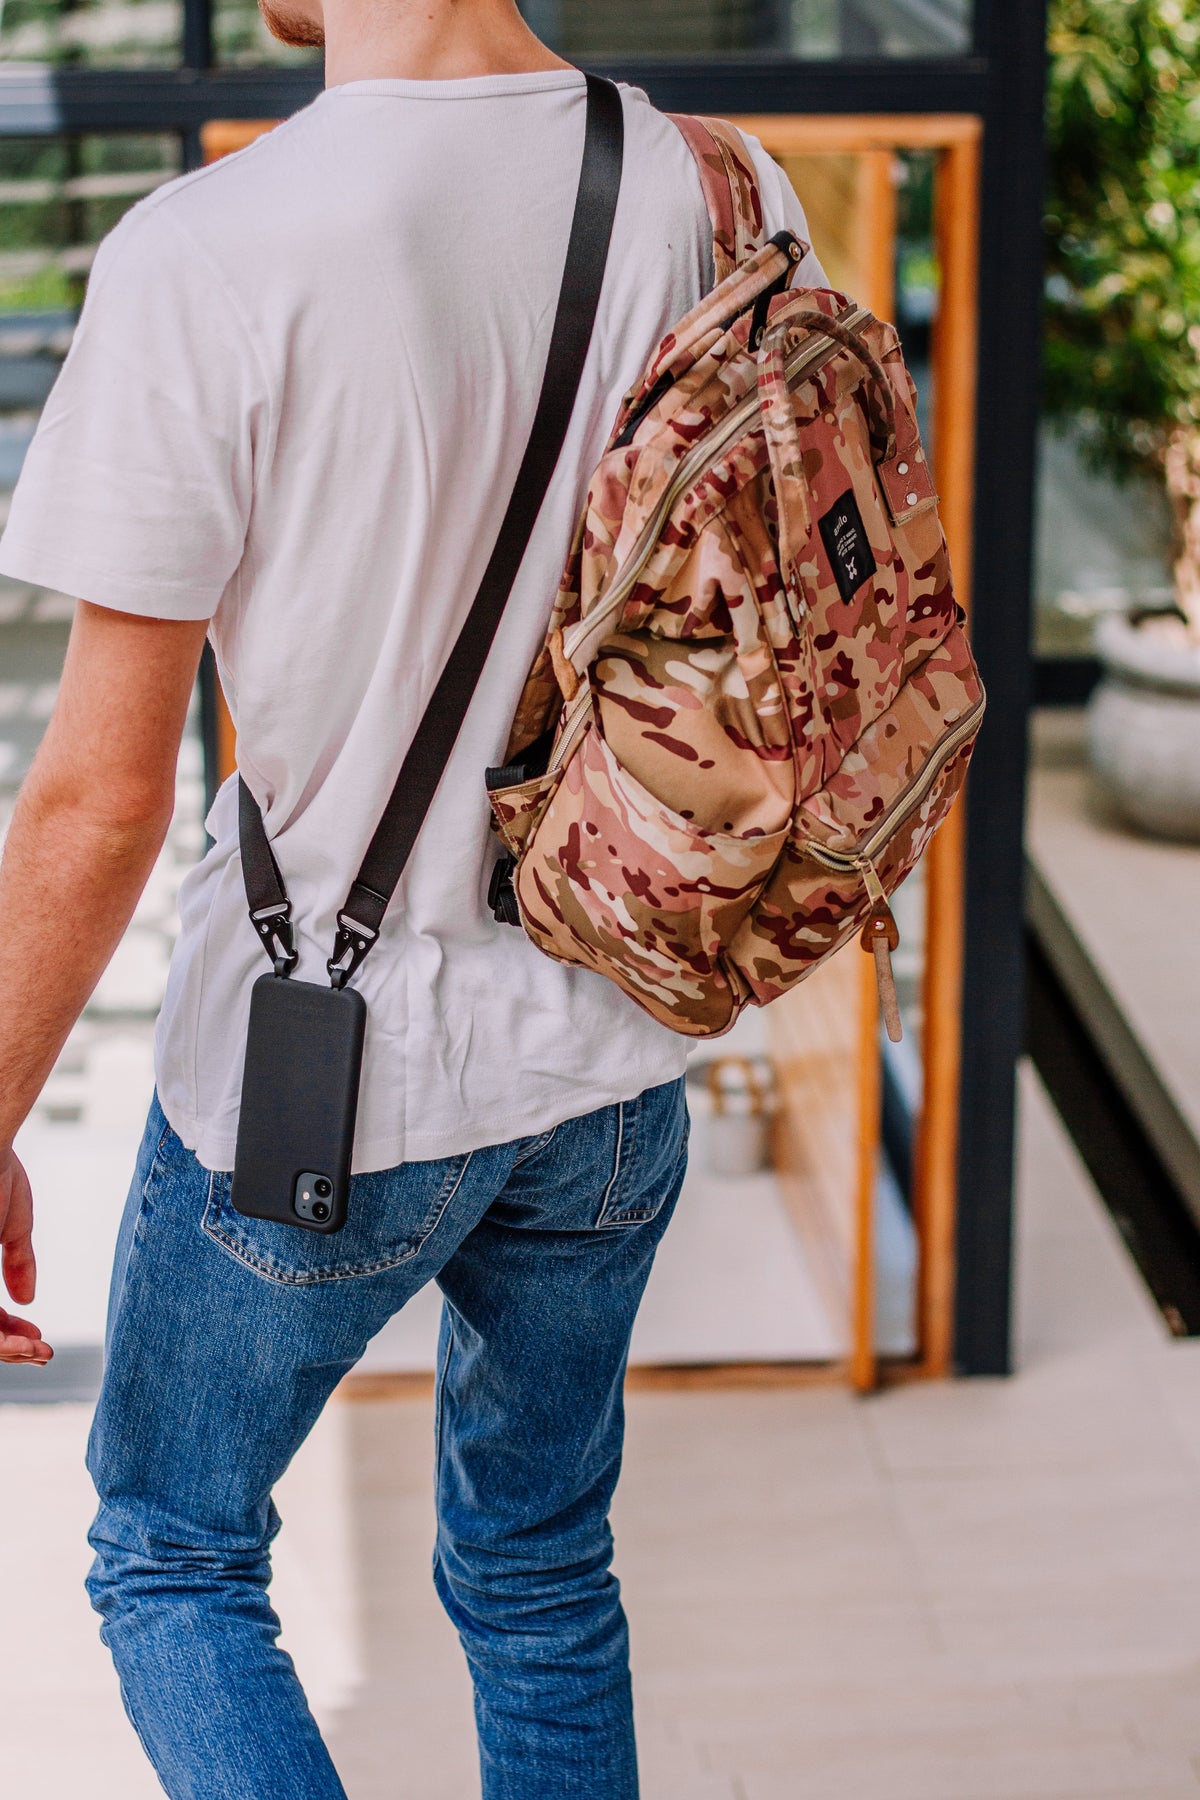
[322,0,571,87]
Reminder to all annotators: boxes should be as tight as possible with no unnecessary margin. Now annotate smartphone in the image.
[230,973,367,1233]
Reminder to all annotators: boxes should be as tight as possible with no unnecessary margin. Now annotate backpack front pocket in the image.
[727,642,983,1005]
[487,761,563,858]
[515,725,787,1036]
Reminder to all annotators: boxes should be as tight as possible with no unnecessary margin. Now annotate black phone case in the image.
[231,973,367,1234]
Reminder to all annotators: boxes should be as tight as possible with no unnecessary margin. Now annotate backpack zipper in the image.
[547,470,981,809]
[534,666,980,1041]
[798,691,984,878]
[559,305,871,689]
[797,692,985,1041]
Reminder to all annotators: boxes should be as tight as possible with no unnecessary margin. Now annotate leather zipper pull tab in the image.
[860,900,903,1043]
[548,626,581,703]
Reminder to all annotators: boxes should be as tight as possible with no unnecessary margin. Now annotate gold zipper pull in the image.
[859,886,903,1044]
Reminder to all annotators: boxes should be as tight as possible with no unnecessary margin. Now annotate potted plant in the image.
[1045,0,1200,839]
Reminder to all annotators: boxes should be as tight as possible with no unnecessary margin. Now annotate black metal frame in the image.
[952,0,1047,1377]
[0,0,1048,1376]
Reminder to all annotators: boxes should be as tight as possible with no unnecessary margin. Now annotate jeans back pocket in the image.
[202,1152,475,1285]
[595,1079,689,1228]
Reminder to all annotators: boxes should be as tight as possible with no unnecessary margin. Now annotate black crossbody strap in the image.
[240,773,297,972]
[238,72,625,987]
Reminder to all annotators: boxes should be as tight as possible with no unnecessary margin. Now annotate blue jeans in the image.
[86,1080,688,1800]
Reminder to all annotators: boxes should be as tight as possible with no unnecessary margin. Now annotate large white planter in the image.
[1088,613,1200,841]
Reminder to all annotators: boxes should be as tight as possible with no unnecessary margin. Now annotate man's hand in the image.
[0,602,208,1370]
[0,1147,50,1363]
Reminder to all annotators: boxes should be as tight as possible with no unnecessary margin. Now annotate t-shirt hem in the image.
[160,1050,691,1176]
[0,536,218,619]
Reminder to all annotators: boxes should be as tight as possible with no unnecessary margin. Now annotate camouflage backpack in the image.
[485,115,985,1042]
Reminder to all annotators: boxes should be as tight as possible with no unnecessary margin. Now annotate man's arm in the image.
[0,602,209,1362]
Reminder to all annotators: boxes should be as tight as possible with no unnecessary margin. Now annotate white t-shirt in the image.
[0,72,823,1171]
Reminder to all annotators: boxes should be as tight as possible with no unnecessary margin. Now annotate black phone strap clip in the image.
[250,903,298,978]
[327,912,378,990]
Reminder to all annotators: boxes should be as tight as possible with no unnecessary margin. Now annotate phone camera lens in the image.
[312,1200,330,1221]
[314,1178,333,1199]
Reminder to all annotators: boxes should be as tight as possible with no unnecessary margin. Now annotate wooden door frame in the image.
[739,115,981,1386]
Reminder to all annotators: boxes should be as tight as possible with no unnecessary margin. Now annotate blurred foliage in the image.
[0,267,76,311]
[0,137,179,313]
[897,148,935,240]
[0,0,178,66]
[1044,0,1200,478]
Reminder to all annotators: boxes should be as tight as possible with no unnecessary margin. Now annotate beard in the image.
[258,0,325,46]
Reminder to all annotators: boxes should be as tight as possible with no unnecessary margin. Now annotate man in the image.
[0,1,819,1791]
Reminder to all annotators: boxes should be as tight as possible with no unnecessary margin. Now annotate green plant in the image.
[1044,0,1200,632]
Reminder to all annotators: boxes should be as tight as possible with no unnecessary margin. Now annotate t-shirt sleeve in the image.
[742,136,831,292]
[0,198,269,621]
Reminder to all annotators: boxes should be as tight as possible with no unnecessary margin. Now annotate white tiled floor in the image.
[2,1063,1199,1798]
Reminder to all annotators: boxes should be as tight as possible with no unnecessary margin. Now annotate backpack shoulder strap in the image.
[239,72,626,987]
[669,113,766,283]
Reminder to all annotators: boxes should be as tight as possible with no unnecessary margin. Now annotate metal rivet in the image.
[906,492,919,506]
[897,460,909,474]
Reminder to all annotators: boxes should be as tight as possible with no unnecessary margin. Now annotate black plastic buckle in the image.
[327,913,377,990]
[485,758,529,793]
[488,855,522,928]
[251,903,298,978]
[750,232,805,350]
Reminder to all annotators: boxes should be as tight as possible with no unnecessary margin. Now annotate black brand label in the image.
[818,488,877,604]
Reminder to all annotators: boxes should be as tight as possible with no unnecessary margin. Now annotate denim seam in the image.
[138,1121,176,1204]
[431,1304,455,1578]
[597,1088,680,1226]
[597,1095,651,1225]
[511,1123,559,1167]
[199,1153,475,1285]
[594,1099,626,1225]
